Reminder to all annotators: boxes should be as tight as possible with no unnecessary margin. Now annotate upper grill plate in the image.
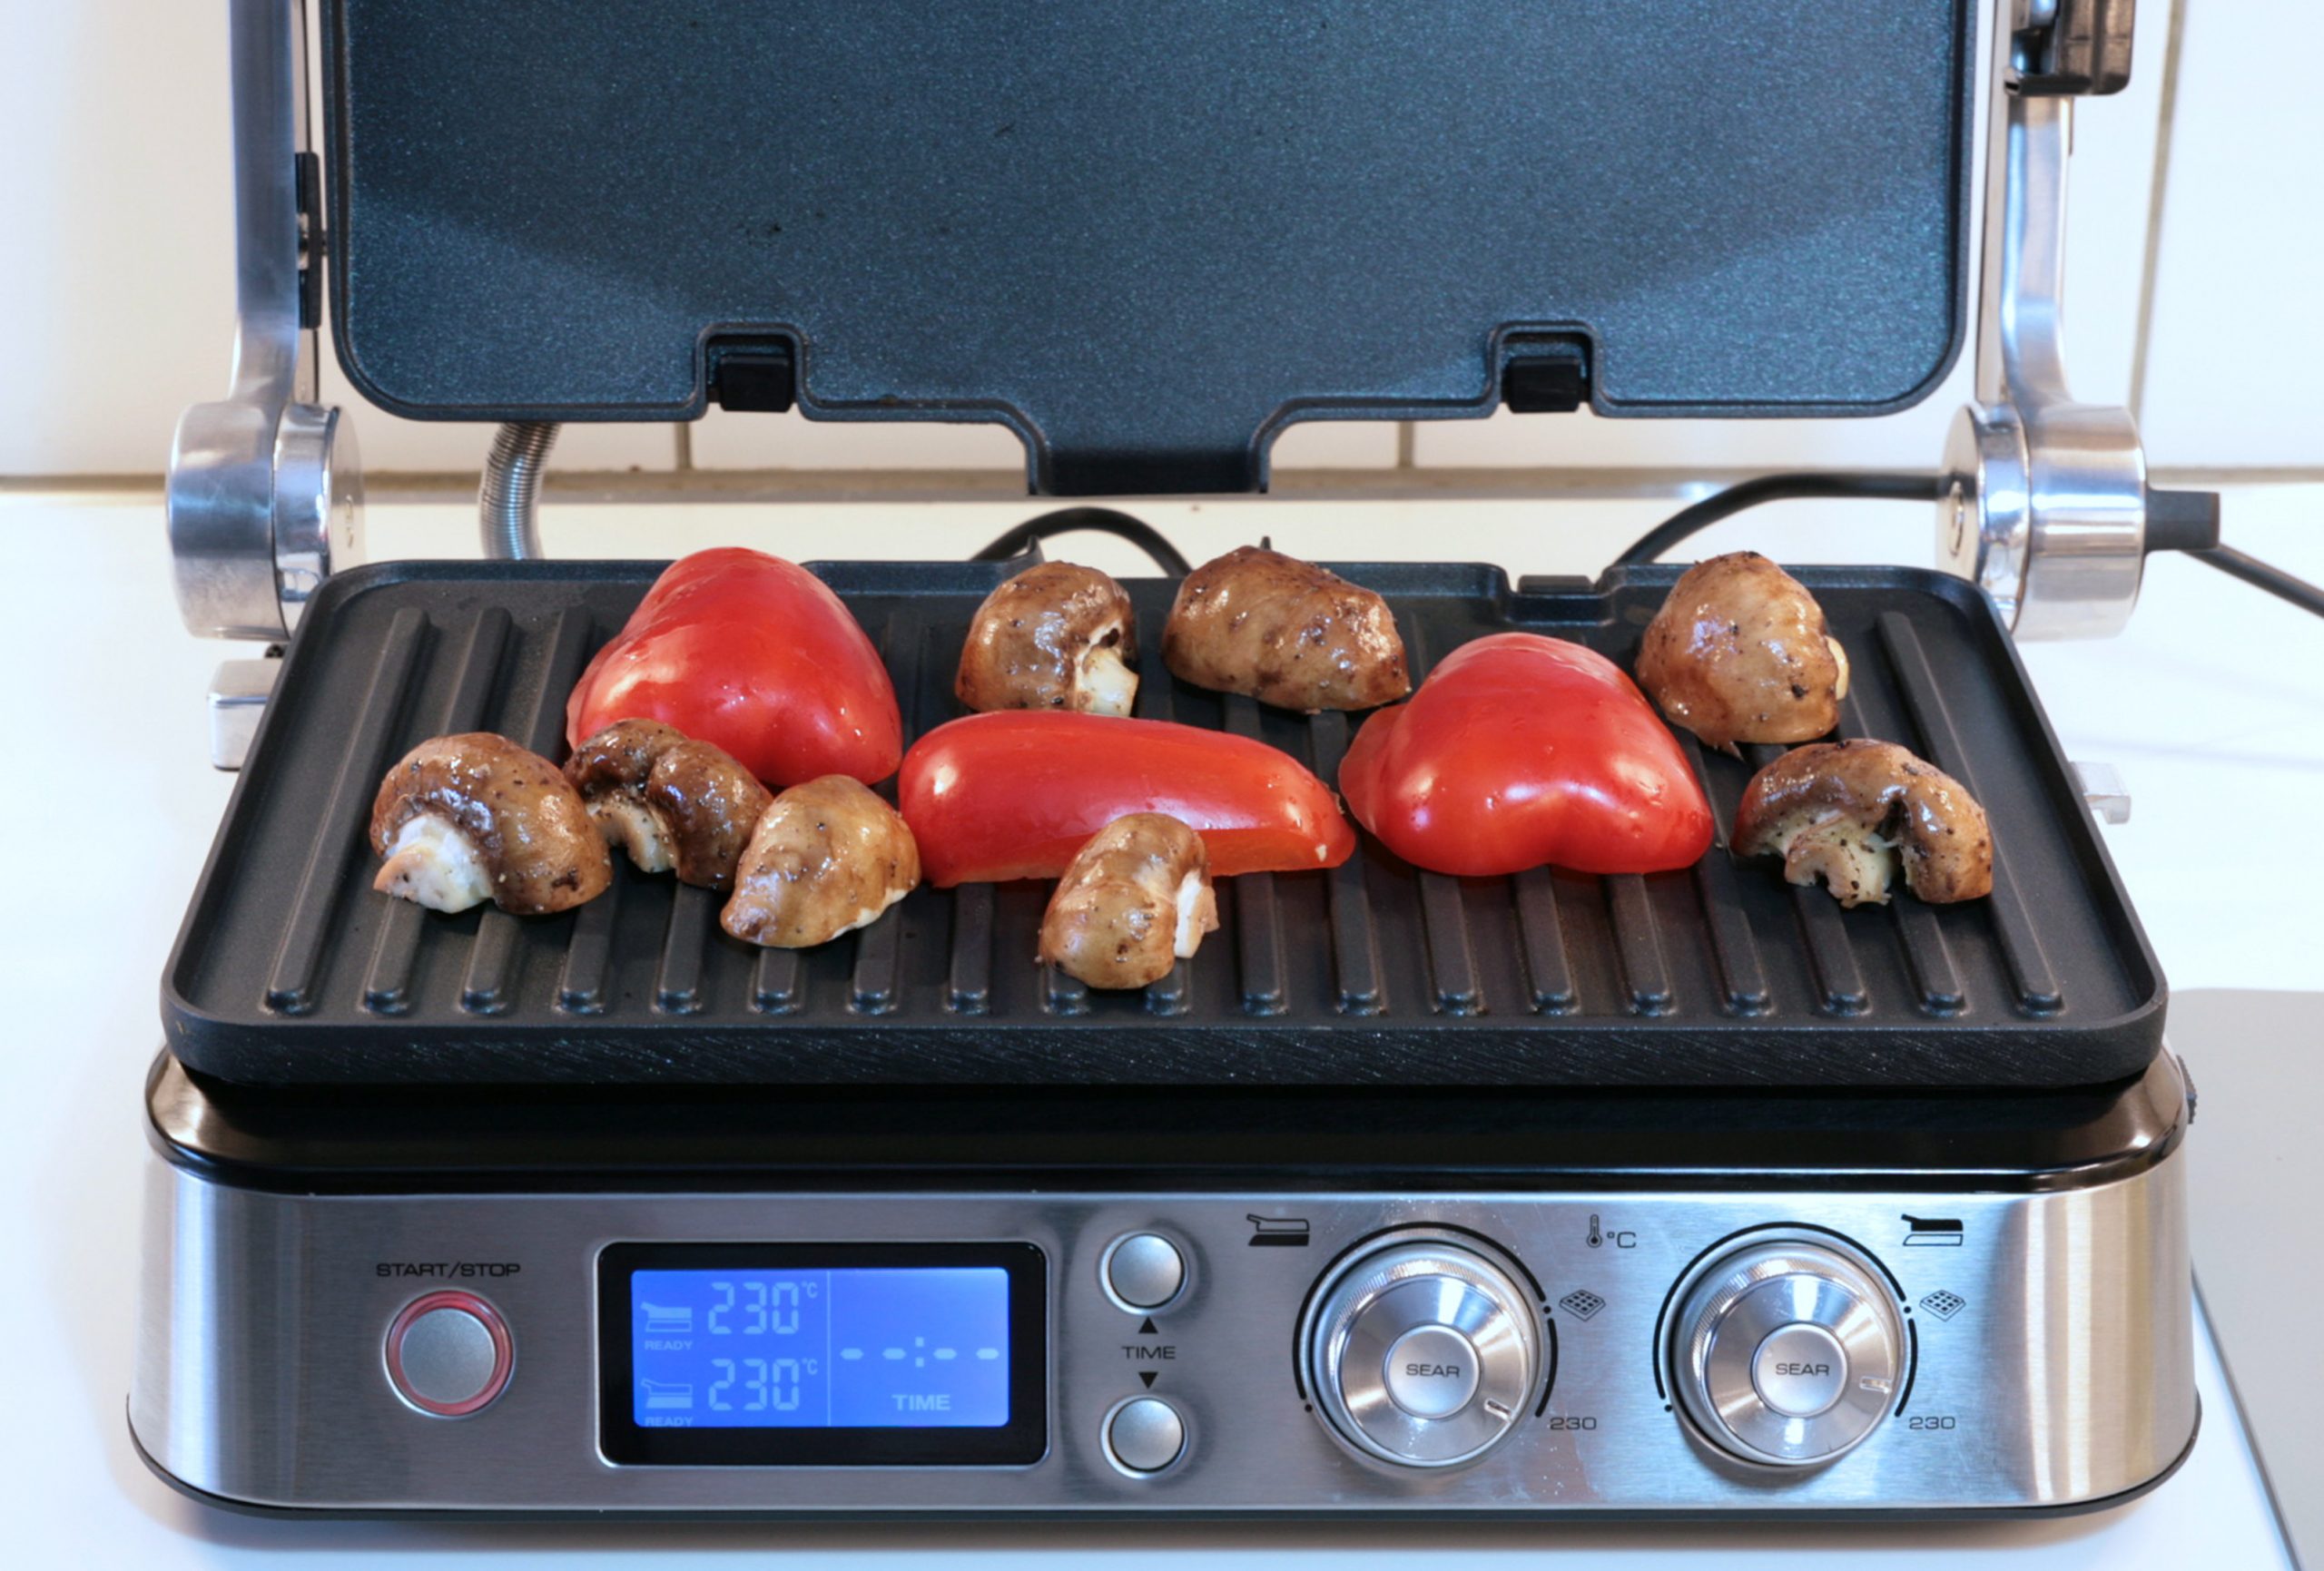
[323,0,1974,492]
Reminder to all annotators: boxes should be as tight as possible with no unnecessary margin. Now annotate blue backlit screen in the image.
[628,1268,1010,1429]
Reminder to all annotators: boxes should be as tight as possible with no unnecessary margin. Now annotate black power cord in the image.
[1611,470,2324,624]
[971,506,1193,576]
[970,483,2324,625]
[1612,472,1946,565]
[2181,545,2324,621]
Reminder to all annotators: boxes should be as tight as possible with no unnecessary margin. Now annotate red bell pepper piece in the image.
[566,548,902,788]
[899,712,1355,886]
[1339,633,1713,877]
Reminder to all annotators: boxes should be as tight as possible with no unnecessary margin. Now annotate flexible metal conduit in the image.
[479,420,559,561]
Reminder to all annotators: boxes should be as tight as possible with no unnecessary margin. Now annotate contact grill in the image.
[136,0,2201,1523]
[164,562,2155,1089]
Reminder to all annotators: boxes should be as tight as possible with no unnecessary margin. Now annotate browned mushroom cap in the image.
[1733,740,1993,908]
[1637,552,1850,751]
[1162,545,1411,712]
[955,561,1139,715]
[720,776,921,948]
[564,719,773,891]
[370,732,612,915]
[1037,812,1220,989]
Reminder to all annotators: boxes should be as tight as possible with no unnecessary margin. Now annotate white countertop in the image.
[3,485,2312,1566]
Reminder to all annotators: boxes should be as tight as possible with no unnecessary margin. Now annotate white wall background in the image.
[0,1,2311,483]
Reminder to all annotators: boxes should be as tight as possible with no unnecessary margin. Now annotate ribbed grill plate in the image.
[163,559,2162,1088]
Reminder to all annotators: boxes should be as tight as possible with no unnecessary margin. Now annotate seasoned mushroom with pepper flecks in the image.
[720,776,921,948]
[1162,545,1410,712]
[955,561,1139,715]
[1732,740,1993,908]
[369,733,612,915]
[564,719,773,890]
[1636,552,1850,751]
[1037,812,1220,989]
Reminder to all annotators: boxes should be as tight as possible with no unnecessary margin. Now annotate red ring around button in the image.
[385,1291,514,1418]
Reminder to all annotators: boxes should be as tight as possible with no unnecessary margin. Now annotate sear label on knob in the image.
[1382,1325,1482,1420]
[1750,1323,1850,1419]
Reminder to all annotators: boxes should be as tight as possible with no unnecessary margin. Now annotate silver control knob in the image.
[1669,1235,1903,1468]
[1302,1232,1540,1468]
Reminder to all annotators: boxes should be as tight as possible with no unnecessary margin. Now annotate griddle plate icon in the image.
[1902,1215,1965,1247]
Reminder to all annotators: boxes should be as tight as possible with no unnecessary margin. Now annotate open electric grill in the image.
[136,0,2201,1523]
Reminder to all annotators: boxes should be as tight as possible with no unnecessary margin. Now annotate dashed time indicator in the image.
[630,1267,1011,1429]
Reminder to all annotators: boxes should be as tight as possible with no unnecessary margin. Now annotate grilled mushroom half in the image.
[1733,740,1993,908]
[1037,812,1219,989]
[564,719,773,890]
[720,776,921,948]
[1162,545,1410,712]
[370,733,612,915]
[956,561,1139,715]
[1637,552,1850,751]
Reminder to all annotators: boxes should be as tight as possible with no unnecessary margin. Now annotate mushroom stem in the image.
[1779,822,1898,908]
[587,798,673,875]
[1080,642,1138,717]
[373,816,495,914]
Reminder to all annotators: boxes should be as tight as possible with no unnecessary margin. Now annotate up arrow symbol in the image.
[1137,1316,1158,1336]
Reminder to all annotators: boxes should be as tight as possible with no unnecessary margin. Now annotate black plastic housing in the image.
[161,559,2162,1090]
[320,0,1976,493]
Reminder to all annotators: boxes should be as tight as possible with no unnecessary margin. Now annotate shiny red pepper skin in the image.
[899,712,1355,886]
[1339,633,1713,878]
[566,549,902,788]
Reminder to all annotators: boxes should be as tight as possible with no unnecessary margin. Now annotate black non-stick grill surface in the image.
[163,559,2162,1089]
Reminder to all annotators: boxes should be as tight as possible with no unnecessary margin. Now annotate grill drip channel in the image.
[164,559,2160,1089]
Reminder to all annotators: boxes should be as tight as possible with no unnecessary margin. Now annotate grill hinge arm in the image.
[1938,0,2149,640]
[168,0,363,647]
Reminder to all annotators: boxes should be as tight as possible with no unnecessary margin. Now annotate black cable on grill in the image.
[1610,471,1947,565]
[975,483,2324,626]
[1611,471,2324,625]
[2180,545,2324,621]
[971,506,1193,576]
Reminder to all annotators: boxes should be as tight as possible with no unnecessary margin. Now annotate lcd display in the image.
[598,1242,1047,1468]
[628,1267,1010,1429]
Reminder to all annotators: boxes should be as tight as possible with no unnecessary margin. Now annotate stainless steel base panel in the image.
[132,1145,2195,1517]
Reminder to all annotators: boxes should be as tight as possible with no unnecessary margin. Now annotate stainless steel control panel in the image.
[133,1152,2192,1515]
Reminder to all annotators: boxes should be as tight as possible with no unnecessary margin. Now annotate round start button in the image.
[385,1291,514,1418]
[1751,1321,1850,1419]
[1383,1324,1482,1419]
